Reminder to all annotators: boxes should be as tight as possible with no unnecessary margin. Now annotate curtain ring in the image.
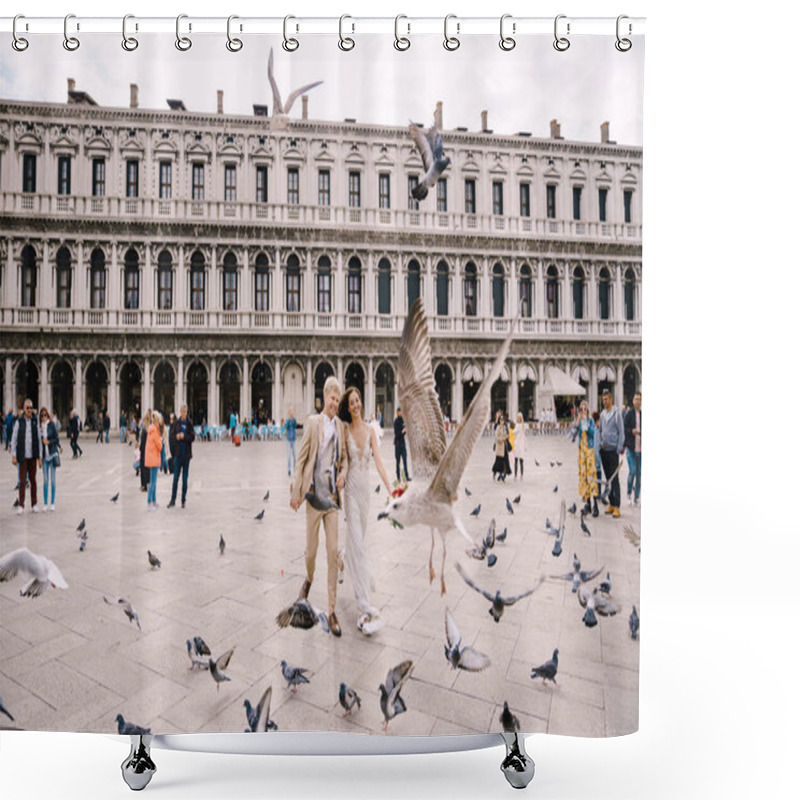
[283,15,299,52]
[338,14,355,51]
[122,14,139,51]
[12,14,29,52]
[63,14,80,51]
[499,13,516,51]
[176,14,192,51]
[443,14,460,51]
[226,15,243,52]
[553,14,570,51]
[394,14,410,51]
[615,15,632,52]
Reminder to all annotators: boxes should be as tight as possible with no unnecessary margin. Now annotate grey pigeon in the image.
[578,585,618,628]
[470,504,481,518]
[544,518,559,536]
[219,534,226,555]
[379,660,414,730]
[500,701,519,733]
[567,503,577,515]
[110,492,119,503]
[408,115,451,201]
[487,554,498,567]
[103,596,141,631]
[550,462,555,468]
[375,484,380,494]
[76,518,86,532]
[255,509,265,521]
[556,461,562,467]
[281,660,310,693]
[263,490,270,502]
[455,562,542,623]
[551,536,563,558]
[12,498,19,508]
[276,598,330,634]
[0,547,69,597]
[466,519,496,560]
[115,713,151,736]
[512,495,521,504]
[553,554,604,593]
[580,515,592,537]
[505,498,514,515]
[193,636,211,657]
[339,682,362,717]
[464,487,472,496]
[496,527,508,543]
[304,491,339,512]
[534,459,540,467]
[629,605,640,639]
[553,485,558,493]
[147,550,161,569]
[244,685,276,732]
[209,647,235,692]
[444,608,491,671]
[267,47,323,117]
[0,696,14,721]
[530,649,559,685]
[79,532,87,552]
[186,639,209,671]
[599,572,612,594]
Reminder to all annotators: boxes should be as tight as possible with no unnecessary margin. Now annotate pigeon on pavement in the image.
[103,596,141,631]
[110,493,119,503]
[339,682,362,717]
[444,608,491,671]
[580,515,592,537]
[408,114,451,201]
[193,636,211,657]
[505,498,514,514]
[0,696,14,721]
[276,598,330,634]
[512,495,521,504]
[116,713,151,736]
[254,509,265,521]
[186,639,210,670]
[0,548,69,597]
[487,554,498,567]
[544,518,559,536]
[530,649,559,686]
[375,484,380,494]
[147,550,161,569]
[466,519,496,560]
[599,572,612,594]
[76,518,86,532]
[567,503,577,515]
[464,487,472,496]
[263,490,270,502]
[578,585,618,628]
[553,555,604,593]
[12,498,19,509]
[281,660,310,693]
[500,700,519,733]
[219,533,226,555]
[379,660,414,730]
[469,504,481,518]
[78,532,88,552]
[553,485,558,493]
[496,527,508,543]
[455,562,542,622]
[629,605,640,639]
[209,647,235,692]
[244,685,276,732]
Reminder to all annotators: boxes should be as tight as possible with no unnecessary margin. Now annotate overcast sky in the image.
[1,33,643,146]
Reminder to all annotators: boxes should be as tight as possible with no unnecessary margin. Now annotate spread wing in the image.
[455,562,494,602]
[429,321,515,503]
[579,566,604,584]
[284,81,324,115]
[483,518,496,550]
[276,599,316,629]
[0,548,35,582]
[267,48,283,114]
[444,608,461,650]
[577,584,593,608]
[398,298,447,481]
[458,646,491,672]
[257,686,272,732]
[385,659,414,700]
[409,123,434,171]
[594,593,618,617]
[427,123,444,160]
[42,557,68,589]
[502,577,544,606]
[215,646,235,672]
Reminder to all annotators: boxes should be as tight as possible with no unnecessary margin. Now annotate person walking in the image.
[393,406,411,482]
[4,408,15,449]
[68,409,83,458]
[624,392,642,506]
[119,410,127,443]
[576,400,599,517]
[598,389,625,518]
[139,410,151,493]
[145,410,164,510]
[11,399,42,513]
[168,405,195,509]
[285,408,298,476]
[39,407,61,512]
[513,412,527,479]
[103,410,110,443]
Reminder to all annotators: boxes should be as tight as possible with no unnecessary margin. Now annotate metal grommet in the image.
[12,14,29,52]
[553,14,570,51]
[282,15,299,52]
[394,14,410,51]
[499,13,516,51]
[338,14,355,51]
[226,15,243,52]
[122,14,139,51]
[63,13,80,51]
[615,15,632,52]
[176,14,192,51]
[443,14,460,51]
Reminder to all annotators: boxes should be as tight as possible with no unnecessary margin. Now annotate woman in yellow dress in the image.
[576,400,599,516]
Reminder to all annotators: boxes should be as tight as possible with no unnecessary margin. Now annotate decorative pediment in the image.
[13,239,44,260]
[153,138,178,156]
[280,137,307,160]
[516,162,534,177]
[119,129,144,153]
[595,168,612,184]
[248,135,274,158]
[217,132,244,156]
[344,149,365,166]
[569,167,587,181]
[86,241,112,262]
[14,122,44,149]
[620,170,638,186]
[374,149,394,168]
[403,144,423,170]
[247,244,276,263]
[543,164,561,180]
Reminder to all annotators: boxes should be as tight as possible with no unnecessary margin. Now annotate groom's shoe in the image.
[328,612,342,637]
[298,579,311,601]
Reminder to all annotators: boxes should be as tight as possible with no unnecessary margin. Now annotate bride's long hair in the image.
[338,386,363,424]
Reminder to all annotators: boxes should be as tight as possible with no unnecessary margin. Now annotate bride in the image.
[338,386,393,635]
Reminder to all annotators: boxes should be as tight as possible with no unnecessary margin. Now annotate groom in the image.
[289,376,349,637]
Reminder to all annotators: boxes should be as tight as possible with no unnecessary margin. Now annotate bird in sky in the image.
[455,562,543,623]
[0,548,68,598]
[408,114,451,201]
[266,47,323,117]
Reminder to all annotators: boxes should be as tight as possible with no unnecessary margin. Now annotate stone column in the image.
[39,355,49,414]
[143,356,152,415]
[336,356,343,388]
[143,245,153,313]
[4,247,15,309]
[209,356,218,425]
[75,357,84,419]
[273,356,281,422]
[535,260,545,320]
[590,360,598,413]
[535,360,546,422]
[176,355,184,412]
[108,359,118,430]
[210,249,218,317]
[510,360,518,422]
[109,244,119,315]
[241,355,250,419]
[241,249,251,318]
[588,265,598,321]
[305,358,313,417]
[614,264,624,326]
[562,261,571,321]
[425,254,435,317]
[509,258,518,319]
[453,359,463,422]
[40,242,53,311]
[4,357,12,413]
[75,244,87,311]
[177,244,186,318]
[616,361,625,408]
[480,256,491,320]
[366,356,375,417]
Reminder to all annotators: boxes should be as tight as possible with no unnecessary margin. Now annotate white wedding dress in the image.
[343,426,383,634]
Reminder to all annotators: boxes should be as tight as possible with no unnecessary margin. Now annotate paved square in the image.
[1,431,639,737]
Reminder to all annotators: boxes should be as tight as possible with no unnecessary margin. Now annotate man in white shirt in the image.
[10,399,43,513]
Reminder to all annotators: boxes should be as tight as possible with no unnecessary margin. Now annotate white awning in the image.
[597,365,616,382]
[462,363,482,383]
[518,364,536,382]
[540,366,586,396]
[572,365,590,382]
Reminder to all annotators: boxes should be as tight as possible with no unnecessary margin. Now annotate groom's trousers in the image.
[305,506,339,610]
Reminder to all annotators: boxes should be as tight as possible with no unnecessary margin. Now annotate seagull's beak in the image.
[377,511,389,520]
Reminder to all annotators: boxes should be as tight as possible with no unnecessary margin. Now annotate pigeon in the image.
[629,605,640,639]
[567,503,577,515]
[578,584,618,628]
[500,701,519,733]
[267,47,323,117]
[464,487,472,496]
[534,459,540,467]
[147,550,161,569]
[444,608,491,671]
[599,572,612,594]
[530,649,559,686]
[0,548,69,597]
[550,461,555,468]
[244,685,276,732]
[193,636,211,657]
[103,596,141,631]
[254,509,265,521]
[408,114,451,201]
[219,534,226,555]
[276,598,330,634]
[78,532,88,552]
[379,660,414,730]
[377,299,515,595]
[551,536,563,558]
[466,519,496,561]
[512,495,521,505]
[375,484,380,494]
[115,713,151,736]
[580,516,592,537]
[496,527,508,543]
[209,647,235,692]
[553,554,604,593]
[505,498,515,515]
[281,660,310,693]
[469,504,481,518]
[339,682,362,717]
[263,490,270,502]
[556,461,562,467]
[544,518,559,536]
[487,554,498,567]
[553,485,558,493]
[0,696,14,721]
[76,518,86,533]
[12,498,19,509]
[185,639,210,670]
[455,562,542,623]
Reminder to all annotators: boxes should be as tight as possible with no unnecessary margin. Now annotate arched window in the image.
[157,250,173,310]
[546,265,559,319]
[90,248,106,309]
[572,266,585,320]
[316,255,331,313]
[348,256,362,314]
[518,264,532,318]
[124,248,139,310]
[21,245,37,307]
[598,267,611,320]
[492,263,505,318]
[436,260,449,316]
[223,251,238,311]
[254,253,270,312]
[464,262,478,317]
[624,267,636,321]
[407,259,420,308]
[285,253,300,312]
[190,251,206,311]
[378,258,391,315]
[56,246,71,308]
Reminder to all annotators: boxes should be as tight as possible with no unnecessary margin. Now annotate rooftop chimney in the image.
[217,90,224,114]
[601,121,609,143]
[130,83,139,109]
[480,110,488,133]
[253,104,269,117]
[435,101,443,130]
[550,119,562,139]
[302,95,308,120]
[67,78,76,96]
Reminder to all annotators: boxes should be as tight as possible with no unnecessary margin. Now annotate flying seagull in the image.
[408,114,451,201]
[500,701,519,733]
[379,660,414,731]
[116,713,151,736]
[578,584,618,628]
[275,598,330,634]
[444,608,491,671]
[244,685,277,732]
[455,562,542,623]
[267,47,323,117]
[103,596,141,631]
[0,548,69,598]
[147,550,161,569]
[378,298,515,593]
[530,649,559,686]
[629,605,640,639]
[553,554,604,593]
[281,660,310,693]
[339,683,362,717]
[209,647,235,692]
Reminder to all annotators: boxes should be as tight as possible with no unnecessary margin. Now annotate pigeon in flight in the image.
[147,550,161,569]
[512,495,521,505]
[444,608,491,671]
[209,647,235,692]
[0,696,14,721]
[544,518,559,536]
[275,598,330,634]
[339,683,362,717]
[255,509,265,521]
[505,498,515,515]
[0,548,69,598]
[408,115,451,201]
[263,490,270,502]
[599,572,612,594]
[378,298,515,594]
[379,660,414,731]
[469,504,481,518]
[185,639,210,671]
[496,527,508,543]
[466,519,496,561]
[244,685,277,732]
[103,596,141,631]
[219,533,226,555]
[567,503,577,515]
[578,584,618,628]
[530,649,559,686]
[116,713,151,736]
[553,554,604,593]
[281,660,310,693]
[629,605,640,639]
[455,562,542,623]
[500,701,519,733]
[76,518,86,533]
[110,493,119,503]
[267,47,323,117]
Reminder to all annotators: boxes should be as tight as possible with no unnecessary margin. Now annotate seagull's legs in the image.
[428,527,436,584]
[440,531,447,595]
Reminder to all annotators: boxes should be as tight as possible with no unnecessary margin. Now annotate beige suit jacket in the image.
[290,413,350,507]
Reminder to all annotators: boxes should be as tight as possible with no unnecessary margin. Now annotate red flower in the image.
[391,486,407,498]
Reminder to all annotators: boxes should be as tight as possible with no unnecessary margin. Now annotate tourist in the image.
[145,410,164,510]
[286,407,298,476]
[624,392,642,506]
[576,400,599,517]
[513,412,527,479]
[39,406,60,512]
[68,409,83,458]
[394,406,411,482]
[168,405,195,509]
[10,398,42,513]
[598,389,625,518]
